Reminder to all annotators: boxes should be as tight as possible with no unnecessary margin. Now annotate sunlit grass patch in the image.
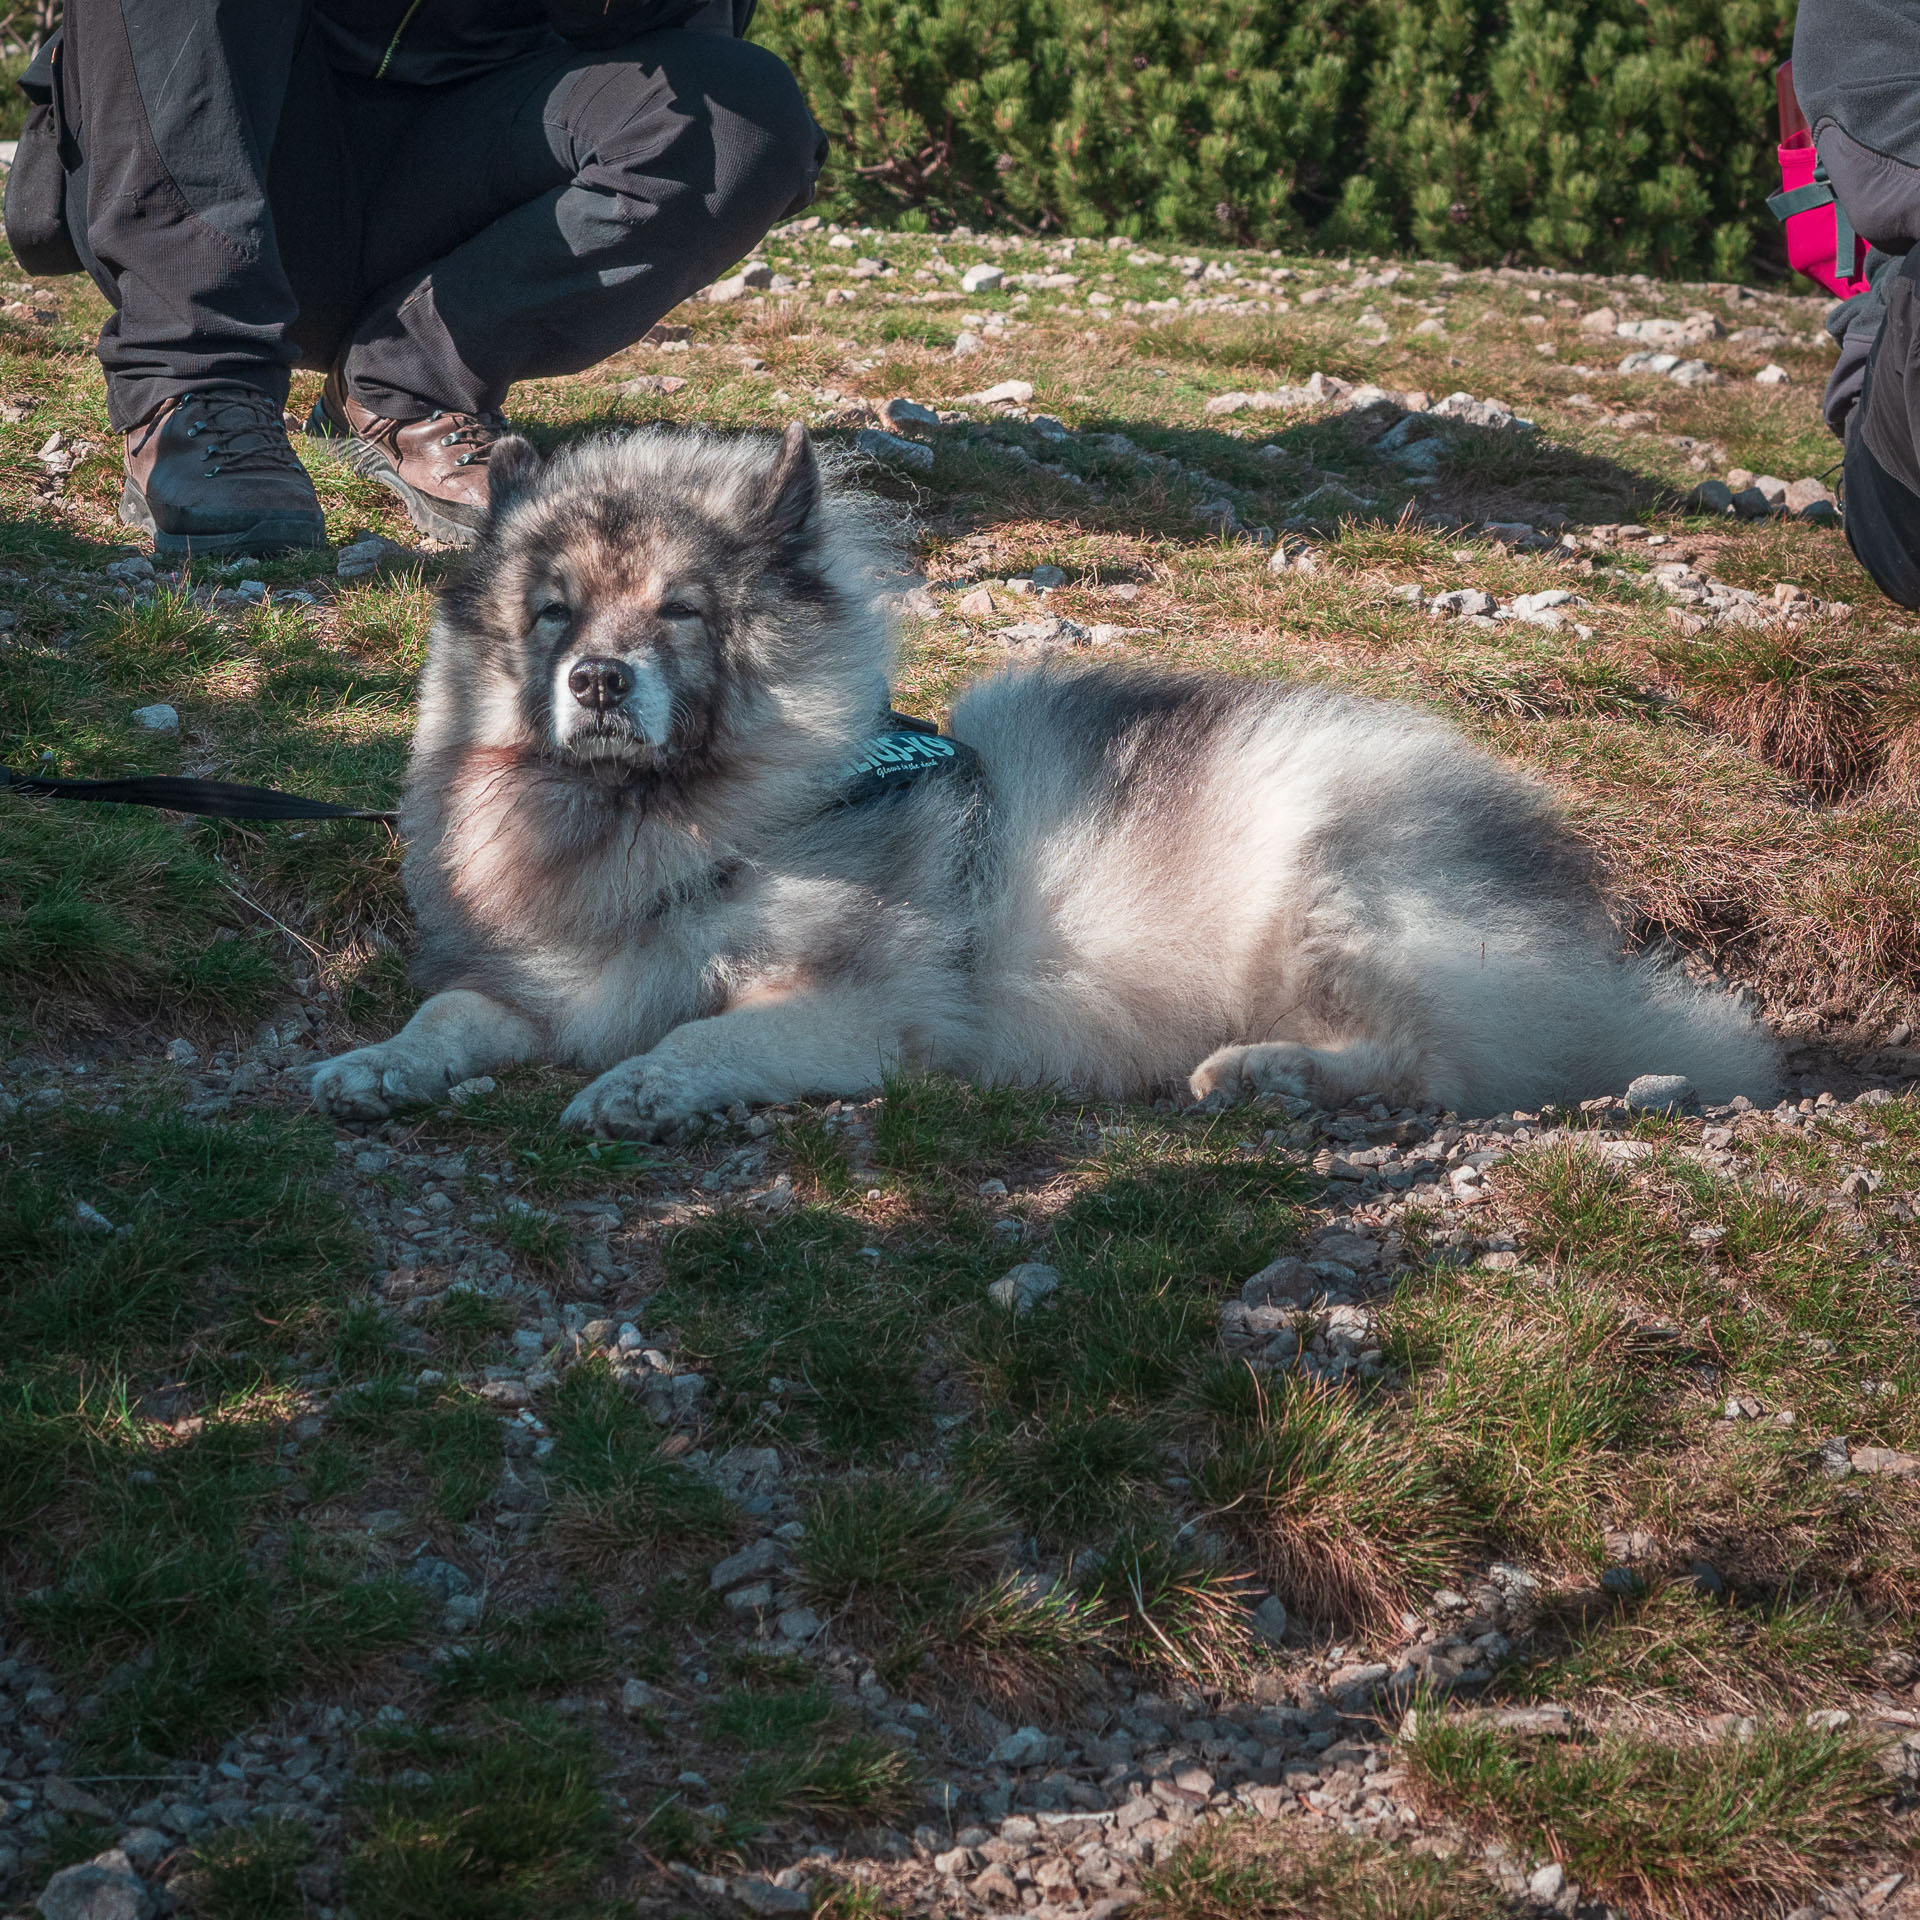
[1404,1713,1897,1919]
[1193,1374,1472,1631]
[1140,1823,1499,1920]
[1510,1582,1875,1719]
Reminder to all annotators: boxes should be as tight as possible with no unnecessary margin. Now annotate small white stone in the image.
[620,1677,659,1713]
[131,703,178,732]
[164,1037,199,1066]
[960,263,1004,293]
[1754,363,1790,385]
[1528,1861,1566,1902]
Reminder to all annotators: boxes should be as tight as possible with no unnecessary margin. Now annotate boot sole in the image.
[306,400,487,548]
[120,479,327,557]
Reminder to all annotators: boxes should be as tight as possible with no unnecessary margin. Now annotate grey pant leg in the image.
[335,31,823,420]
[62,0,360,429]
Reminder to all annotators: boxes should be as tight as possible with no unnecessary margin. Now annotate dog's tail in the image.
[1583,954,1780,1105]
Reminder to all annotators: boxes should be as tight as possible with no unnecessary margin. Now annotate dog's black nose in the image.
[568,657,630,711]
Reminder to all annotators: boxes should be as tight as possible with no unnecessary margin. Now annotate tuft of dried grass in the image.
[1653,628,1920,800]
[1191,1374,1472,1631]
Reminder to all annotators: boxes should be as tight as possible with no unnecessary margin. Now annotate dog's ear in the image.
[761,421,820,545]
[487,434,545,520]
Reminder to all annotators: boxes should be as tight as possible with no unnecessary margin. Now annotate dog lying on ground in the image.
[310,423,1777,1131]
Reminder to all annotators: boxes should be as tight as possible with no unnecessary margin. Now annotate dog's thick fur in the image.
[311,424,1777,1131]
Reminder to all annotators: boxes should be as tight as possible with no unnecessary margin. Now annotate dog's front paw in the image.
[560,1055,705,1139]
[310,1046,448,1120]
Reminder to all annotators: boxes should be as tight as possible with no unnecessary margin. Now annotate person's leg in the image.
[60,0,348,551]
[351,31,821,417]
[1844,248,1920,609]
[309,30,821,541]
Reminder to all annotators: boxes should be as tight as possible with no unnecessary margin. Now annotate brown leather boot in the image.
[308,367,506,545]
[121,389,327,557]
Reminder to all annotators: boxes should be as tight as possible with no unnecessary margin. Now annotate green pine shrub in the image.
[753,0,1798,276]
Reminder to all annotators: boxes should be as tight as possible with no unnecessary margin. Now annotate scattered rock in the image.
[36,1861,153,1920]
[987,1262,1061,1314]
[960,264,1005,294]
[1250,1595,1289,1645]
[43,1781,112,1819]
[961,379,1035,406]
[336,533,412,579]
[130,703,178,732]
[855,427,935,472]
[881,397,940,431]
[622,374,688,397]
[1850,1445,1920,1478]
[1429,587,1497,618]
[1625,1073,1697,1115]
[710,1537,788,1591]
[1528,1861,1567,1903]
[1755,363,1790,385]
[989,1725,1056,1768]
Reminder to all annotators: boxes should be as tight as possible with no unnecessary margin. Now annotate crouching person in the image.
[4,0,824,554]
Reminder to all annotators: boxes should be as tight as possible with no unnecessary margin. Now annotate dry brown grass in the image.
[1192,1375,1474,1632]
[1653,627,1920,801]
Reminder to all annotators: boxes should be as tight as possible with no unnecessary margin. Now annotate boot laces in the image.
[179,389,305,478]
[427,410,509,469]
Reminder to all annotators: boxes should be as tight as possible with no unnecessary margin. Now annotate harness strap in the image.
[1767,161,1862,278]
[1768,180,1837,220]
[0,766,397,824]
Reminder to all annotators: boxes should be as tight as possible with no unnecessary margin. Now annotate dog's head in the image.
[421,423,892,791]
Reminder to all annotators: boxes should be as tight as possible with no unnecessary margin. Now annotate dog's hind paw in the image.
[560,1055,703,1140]
[310,1047,447,1120]
[1189,1042,1316,1106]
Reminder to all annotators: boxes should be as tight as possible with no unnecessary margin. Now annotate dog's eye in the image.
[658,599,701,621]
[534,601,570,627]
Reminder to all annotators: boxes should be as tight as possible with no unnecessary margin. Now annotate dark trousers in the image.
[60,1,822,431]
[1844,246,1920,610]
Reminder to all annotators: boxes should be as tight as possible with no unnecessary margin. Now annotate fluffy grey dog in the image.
[310,423,1777,1131]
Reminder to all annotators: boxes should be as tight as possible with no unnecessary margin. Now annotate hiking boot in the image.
[121,389,327,557]
[308,367,505,545]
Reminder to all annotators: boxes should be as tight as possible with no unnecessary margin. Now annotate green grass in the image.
[871,1069,1057,1175]
[3,217,1918,1910]
[1193,1374,1473,1631]
[796,1476,1007,1621]
[1404,1713,1896,1918]
[0,1099,364,1528]
[433,1597,617,1703]
[347,1709,613,1920]
[193,1818,317,1920]
[1141,1826,1501,1920]
[543,1358,735,1561]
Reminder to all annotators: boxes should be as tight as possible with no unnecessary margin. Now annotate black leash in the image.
[1,708,967,830]
[1,765,397,825]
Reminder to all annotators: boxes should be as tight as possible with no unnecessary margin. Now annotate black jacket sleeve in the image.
[545,0,754,44]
